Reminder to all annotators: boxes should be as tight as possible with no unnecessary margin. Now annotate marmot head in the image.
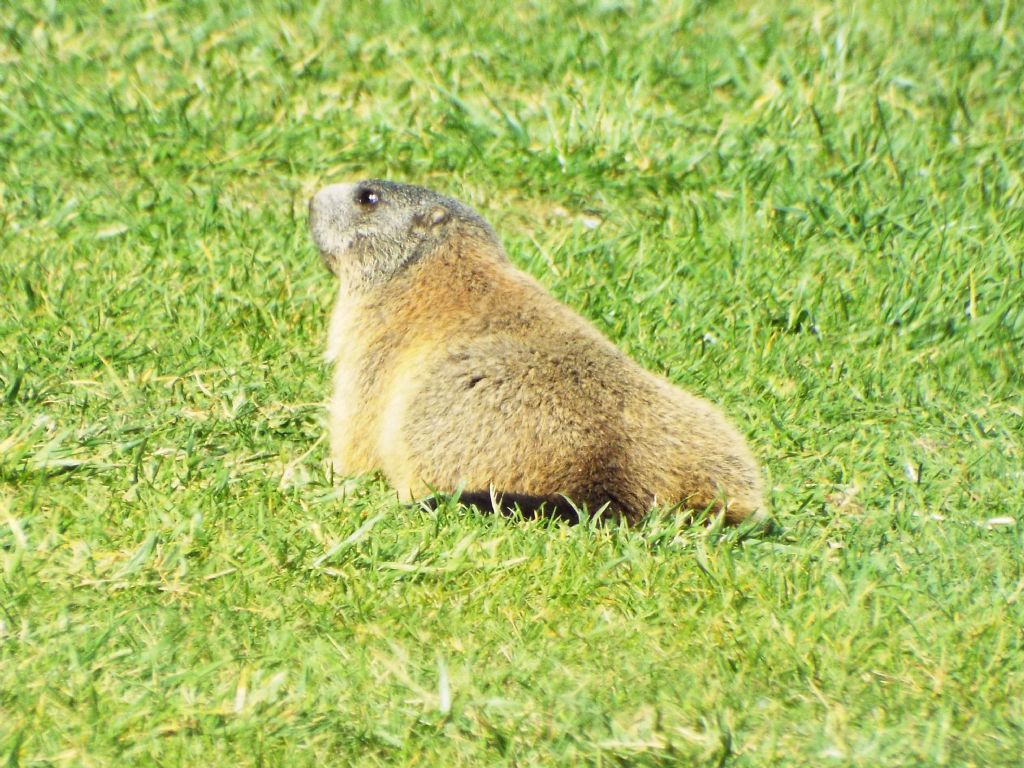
[309,180,500,289]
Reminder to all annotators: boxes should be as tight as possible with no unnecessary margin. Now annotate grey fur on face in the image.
[309,179,496,290]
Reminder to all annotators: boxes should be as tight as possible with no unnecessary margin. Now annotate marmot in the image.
[308,180,763,524]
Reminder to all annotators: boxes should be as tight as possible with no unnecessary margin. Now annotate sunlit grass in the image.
[1,1,1022,764]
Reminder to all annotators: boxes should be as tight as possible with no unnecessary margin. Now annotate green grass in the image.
[2,0,1023,764]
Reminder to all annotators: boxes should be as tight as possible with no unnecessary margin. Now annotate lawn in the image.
[1,0,1023,765]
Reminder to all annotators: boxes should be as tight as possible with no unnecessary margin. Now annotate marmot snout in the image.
[309,179,764,524]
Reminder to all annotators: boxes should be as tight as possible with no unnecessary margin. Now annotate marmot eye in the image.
[356,188,380,207]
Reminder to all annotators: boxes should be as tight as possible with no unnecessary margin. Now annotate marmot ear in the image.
[413,206,449,231]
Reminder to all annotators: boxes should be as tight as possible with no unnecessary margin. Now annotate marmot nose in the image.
[312,183,358,216]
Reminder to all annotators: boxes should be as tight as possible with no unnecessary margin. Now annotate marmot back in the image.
[308,179,763,523]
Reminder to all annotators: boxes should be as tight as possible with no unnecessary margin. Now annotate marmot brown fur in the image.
[308,180,763,523]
